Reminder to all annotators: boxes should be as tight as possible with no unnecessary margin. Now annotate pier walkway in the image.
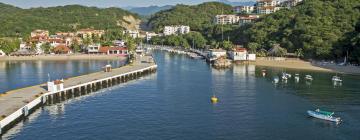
[0,55,157,135]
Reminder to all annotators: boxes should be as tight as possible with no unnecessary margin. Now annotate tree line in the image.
[148,0,360,63]
[0,29,140,54]
[0,2,139,37]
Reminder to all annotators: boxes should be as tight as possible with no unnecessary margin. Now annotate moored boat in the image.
[295,74,300,82]
[273,76,279,84]
[307,109,341,123]
[305,75,313,81]
[262,70,266,77]
[332,76,342,82]
[282,74,288,81]
[286,73,292,78]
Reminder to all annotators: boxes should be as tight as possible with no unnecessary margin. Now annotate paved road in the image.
[0,55,155,119]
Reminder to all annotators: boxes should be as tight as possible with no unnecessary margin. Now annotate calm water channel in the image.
[1,51,360,140]
[0,59,126,94]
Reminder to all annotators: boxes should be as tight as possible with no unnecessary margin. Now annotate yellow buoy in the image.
[211,95,218,103]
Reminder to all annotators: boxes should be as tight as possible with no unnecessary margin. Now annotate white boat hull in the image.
[307,110,341,122]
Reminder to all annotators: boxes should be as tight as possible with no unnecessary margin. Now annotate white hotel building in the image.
[214,15,240,25]
[163,25,190,36]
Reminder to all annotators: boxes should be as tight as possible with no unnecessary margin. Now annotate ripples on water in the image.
[0,60,126,93]
[1,51,360,140]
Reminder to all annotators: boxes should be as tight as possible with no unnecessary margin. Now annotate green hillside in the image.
[147,2,233,32]
[127,5,173,16]
[233,0,360,61]
[0,3,139,37]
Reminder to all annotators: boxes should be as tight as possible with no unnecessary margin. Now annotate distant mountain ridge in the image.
[216,0,256,6]
[125,5,173,16]
[125,0,256,16]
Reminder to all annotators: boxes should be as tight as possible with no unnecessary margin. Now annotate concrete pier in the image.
[0,55,157,135]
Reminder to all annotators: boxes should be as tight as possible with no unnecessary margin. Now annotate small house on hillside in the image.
[99,46,129,56]
[53,44,72,54]
[229,47,248,61]
[47,79,64,92]
[113,40,125,47]
[76,28,105,38]
[208,49,227,59]
[48,37,64,47]
[87,44,101,54]
[19,43,32,51]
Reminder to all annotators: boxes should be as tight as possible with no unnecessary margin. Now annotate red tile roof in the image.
[54,45,71,53]
[48,38,64,43]
[233,48,247,52]
[108,47,128,51]
[99,47,110,53]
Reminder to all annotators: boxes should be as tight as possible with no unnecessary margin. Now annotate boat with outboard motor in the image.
[307,109,341,123]
[332,76,342,82]
[305,75,313,81]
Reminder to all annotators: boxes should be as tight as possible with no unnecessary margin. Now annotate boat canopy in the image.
[316,109,334,116]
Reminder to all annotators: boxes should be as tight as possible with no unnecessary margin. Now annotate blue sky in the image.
[0,0,255,8]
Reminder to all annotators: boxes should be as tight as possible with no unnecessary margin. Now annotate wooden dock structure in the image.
[0,55,157,135]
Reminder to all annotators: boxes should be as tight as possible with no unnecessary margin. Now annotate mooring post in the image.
[61,91,65,101]
[51,94,55,104]
[22,106,29,117]
[82,86,86,95]
[45,95,49,105]
[41,96,46,104]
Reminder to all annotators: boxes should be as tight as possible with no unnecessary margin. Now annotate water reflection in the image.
[0,60,126,93]
[254,66,360,106]
[1,107,43,139]
[3,51,360,140]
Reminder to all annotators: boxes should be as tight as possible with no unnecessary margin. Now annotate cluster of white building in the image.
[163,25,190,36]
[86,41,129,56]
[208,47,256,61]
[215,0,303,25]
[215,14,260,25]
[123,30,140,39]
[233,0,303,15]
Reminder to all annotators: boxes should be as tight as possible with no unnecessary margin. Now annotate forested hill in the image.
[0,3,140,37]
[147,2,233,32]
[234,0,360,61]
[127,5,173,16]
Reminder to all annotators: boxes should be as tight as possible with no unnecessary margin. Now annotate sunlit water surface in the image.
[1,51,360,140]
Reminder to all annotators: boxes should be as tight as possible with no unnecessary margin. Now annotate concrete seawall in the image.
[0,55,157,135]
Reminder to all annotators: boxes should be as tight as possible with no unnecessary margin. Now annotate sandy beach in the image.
[0,54,128,61]
[249,57,360,75]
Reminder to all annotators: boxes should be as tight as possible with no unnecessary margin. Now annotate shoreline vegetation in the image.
[147,0,360,64]
[0,54,127,61]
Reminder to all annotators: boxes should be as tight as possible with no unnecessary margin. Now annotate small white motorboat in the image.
[286,73,292,78]
[307,109,341,123]
[273,77,279,84]
[332,76,342,82]
[262,70,266,77]
[305,75,313,81]
[295,74,300,82]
